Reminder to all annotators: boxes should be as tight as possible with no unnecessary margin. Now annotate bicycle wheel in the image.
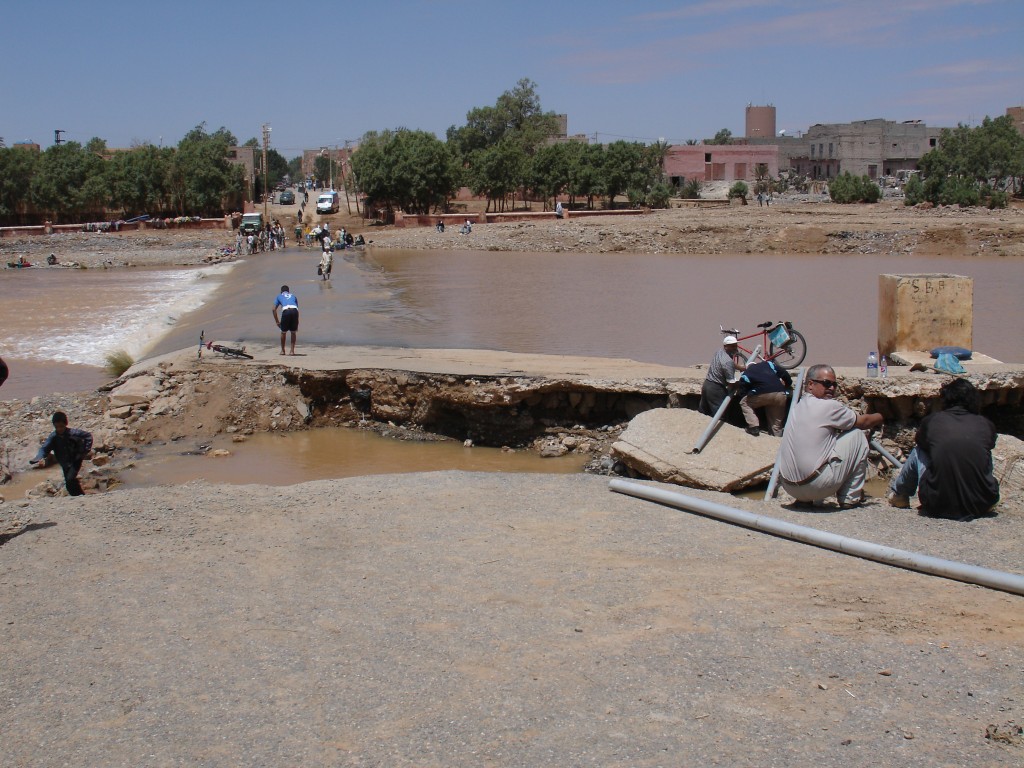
[769,329,807,369]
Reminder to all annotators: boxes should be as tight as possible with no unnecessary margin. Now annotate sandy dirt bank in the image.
[3,197,1022,268]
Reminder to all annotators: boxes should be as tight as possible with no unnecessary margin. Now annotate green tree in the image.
[466,140,527,212]
[525,141,571,210]
[106,144,173,217]
[30,141,106,222]
[828,171,881,203]
[0,146,39,224]
[351,128,458,217]
[916,116,1024,205]
[681,178,702,199]
[447,78,559,160]
[266,148,290,187]
[313,154,333,187]
[903,173,925,206]
[728,181,749,203]
[644,181,673,209]
[707,128,733,145]
[168,124,244,216]
[287,155,303,182]
[566,142,604,209]
[602,141,652,209]
[446,78,560,210]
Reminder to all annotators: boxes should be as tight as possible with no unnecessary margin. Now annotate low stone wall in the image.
[393,208,650,228]
[0,217,230,239]
[674,199,731,208]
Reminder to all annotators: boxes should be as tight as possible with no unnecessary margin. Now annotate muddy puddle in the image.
[2,427,588,500]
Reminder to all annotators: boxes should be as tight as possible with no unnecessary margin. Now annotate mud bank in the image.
[5,343,1022,501]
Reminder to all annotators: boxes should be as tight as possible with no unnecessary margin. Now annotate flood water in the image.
[147,246,1024,369]
[4,246,1022,397]
[2,243,1021,487]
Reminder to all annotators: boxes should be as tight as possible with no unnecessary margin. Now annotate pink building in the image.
[663,144,779,184]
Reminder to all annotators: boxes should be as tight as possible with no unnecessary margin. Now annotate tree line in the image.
[350,79,673,219]
[0,124,281,225]
[5,81,1019,225]
[905,115,1024,208]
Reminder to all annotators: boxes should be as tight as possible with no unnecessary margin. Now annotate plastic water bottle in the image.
[880,355,888,379]
[867,351,879,378]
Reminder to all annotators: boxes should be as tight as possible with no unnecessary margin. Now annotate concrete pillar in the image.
[878,273,973,357]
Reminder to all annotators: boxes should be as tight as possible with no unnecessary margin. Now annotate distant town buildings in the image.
[661,104,953,184]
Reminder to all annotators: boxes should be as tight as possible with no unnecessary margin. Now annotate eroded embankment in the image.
[6,357,1023,499]
[106,360,1024,452]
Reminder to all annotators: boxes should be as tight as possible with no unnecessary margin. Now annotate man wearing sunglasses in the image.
[777,364,884,508]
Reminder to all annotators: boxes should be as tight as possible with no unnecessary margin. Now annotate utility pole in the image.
[320,146,332,189]
[54,129,65,145]
[338,142,351,214]
[262,123,271,220]
[345,140,362,216]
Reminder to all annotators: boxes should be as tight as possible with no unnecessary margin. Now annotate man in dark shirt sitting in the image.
[888,378,1000,520]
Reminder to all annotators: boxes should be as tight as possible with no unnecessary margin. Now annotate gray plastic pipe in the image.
[870,438,904,470]
[691,394,731,454]
[610,478,1024,596]
[763,367,806,500]
[692,345,761,454]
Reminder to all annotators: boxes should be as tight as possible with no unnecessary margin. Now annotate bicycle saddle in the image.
[757,321,773,328]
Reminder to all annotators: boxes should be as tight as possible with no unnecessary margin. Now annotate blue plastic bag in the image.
[934,353,966,374]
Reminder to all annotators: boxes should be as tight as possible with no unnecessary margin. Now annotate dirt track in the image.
[2,473,1022,766]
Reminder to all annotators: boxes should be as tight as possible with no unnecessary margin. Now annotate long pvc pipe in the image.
[870,438,904,470]
[610,478,1024,596]
[764,367,805,500]
[692,394,731,454]
[692,345,761,454]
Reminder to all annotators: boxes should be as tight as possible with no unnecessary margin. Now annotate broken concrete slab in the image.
[107,375,158,406]
[611,408,779,492]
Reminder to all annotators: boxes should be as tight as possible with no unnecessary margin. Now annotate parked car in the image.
[316,191,340,214]
[239,212,264,235]
[278,189,295,205]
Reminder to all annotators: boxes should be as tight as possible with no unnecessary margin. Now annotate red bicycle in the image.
[720,321,807,369]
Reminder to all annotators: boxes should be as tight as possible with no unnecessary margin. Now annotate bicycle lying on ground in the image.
[721,321,807,369]
[198,330,254,360]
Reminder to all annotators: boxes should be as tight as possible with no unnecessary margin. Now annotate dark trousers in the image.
[61,460,84,496]
[699,380,728,416]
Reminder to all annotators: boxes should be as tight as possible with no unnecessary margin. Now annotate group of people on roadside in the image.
[699,336,1000,520]
[236,222,287,255]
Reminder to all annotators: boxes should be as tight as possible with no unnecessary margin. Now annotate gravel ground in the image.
[2,473,1021,767]
[0,230,234,268]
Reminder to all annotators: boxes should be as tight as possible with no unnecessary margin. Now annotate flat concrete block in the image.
[611,408,779,492]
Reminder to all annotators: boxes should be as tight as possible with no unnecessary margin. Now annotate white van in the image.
[316,191,340,214]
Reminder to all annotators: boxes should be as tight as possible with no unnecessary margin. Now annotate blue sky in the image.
[2,0,1021,156]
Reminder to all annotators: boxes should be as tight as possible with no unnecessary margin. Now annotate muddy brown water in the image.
[4,427,588,498]
[2,245,1021,487]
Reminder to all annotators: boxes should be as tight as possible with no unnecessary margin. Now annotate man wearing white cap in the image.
[699,336,745,416]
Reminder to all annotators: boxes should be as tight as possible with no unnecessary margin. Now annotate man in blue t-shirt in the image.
[272,285,299,355]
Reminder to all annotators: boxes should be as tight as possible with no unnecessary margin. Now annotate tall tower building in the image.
[745,104,777,139]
